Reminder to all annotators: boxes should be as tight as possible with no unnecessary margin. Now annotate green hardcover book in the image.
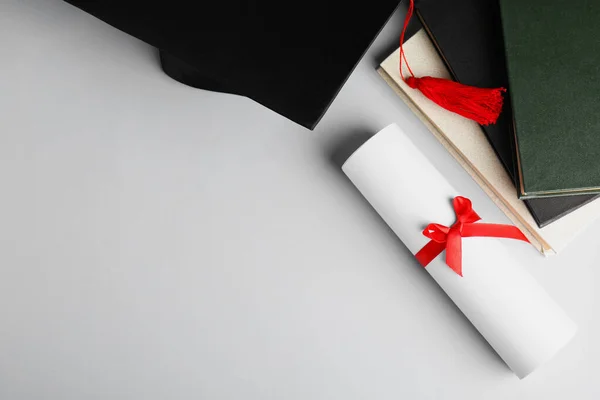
[499,0,600,198]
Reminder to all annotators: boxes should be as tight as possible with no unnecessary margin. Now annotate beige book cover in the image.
[378,30,600,255]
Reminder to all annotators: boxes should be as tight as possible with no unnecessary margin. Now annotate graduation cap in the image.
[63,0,400,129]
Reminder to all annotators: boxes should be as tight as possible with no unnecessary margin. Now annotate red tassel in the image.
[406,76,506,126]
[400,0,506,125]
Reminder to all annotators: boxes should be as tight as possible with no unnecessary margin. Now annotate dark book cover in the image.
[416,0,597,226]
[499,0,600,197]
[63,0,399,130]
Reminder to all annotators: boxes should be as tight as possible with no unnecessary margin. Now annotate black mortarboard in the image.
[64,0,400,129]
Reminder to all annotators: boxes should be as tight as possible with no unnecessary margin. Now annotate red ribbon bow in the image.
[414,196,529,276]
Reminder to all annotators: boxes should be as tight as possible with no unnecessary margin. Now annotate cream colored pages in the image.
[378,30,600,255]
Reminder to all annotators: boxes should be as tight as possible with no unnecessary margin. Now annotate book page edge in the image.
[377,66,554,256]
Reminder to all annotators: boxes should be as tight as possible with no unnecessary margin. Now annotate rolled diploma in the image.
[342,124,577,379]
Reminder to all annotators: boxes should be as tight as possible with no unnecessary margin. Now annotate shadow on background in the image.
[325,128,511,376]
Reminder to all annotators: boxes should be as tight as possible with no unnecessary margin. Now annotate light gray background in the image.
[2,1,599,399]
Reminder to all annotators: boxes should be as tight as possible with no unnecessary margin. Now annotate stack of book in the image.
[378,0,600,254]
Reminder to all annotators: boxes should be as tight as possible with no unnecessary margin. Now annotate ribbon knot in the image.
[415,196,529,277]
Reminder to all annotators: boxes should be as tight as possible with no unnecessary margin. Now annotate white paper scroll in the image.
[342,124,577,379]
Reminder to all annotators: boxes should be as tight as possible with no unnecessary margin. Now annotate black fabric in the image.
[63,0,400,129]
[416,0,598,227]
